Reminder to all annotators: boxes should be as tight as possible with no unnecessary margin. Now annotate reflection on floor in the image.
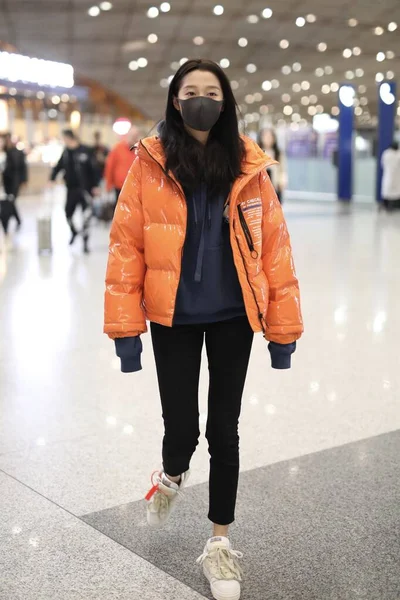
[1,192,400,599]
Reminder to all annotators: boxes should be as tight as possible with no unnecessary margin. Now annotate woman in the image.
[381,141,400,210]
[258,127,287,203]
[104,59,303,600]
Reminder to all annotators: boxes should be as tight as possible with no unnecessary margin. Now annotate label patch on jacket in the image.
[239,198,262,247]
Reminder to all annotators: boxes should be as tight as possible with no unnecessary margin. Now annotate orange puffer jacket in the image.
[104,135,303,345]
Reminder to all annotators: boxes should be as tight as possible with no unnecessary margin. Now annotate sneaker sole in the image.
[203,568,241,600]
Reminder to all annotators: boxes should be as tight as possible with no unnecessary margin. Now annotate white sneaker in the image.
[145,470,190,528]
[197,537,243,600]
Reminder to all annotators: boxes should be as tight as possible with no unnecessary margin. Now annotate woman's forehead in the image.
[180,70,221,89]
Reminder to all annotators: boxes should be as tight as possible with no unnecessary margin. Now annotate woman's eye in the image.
[186,91,196,97]
[208,92,218,97]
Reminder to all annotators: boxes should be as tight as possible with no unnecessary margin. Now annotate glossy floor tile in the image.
[0,471,207,600]
[83,431,400,600]
[1,194,400,598]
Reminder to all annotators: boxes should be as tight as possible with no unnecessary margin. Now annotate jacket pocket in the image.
[237,204,258,259]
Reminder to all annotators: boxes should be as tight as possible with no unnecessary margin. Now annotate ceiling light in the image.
[386,51,395,59]
[374,26,384,35]
[238,37,248,47]
[246,63,257,73]
[296,17,306,27]
[213,5,224,15]
[260,105,269,114]
[262,8,273,18]
[388,22,397,32]
[348,18,358,27]
[61,94,69,102]
[193,36,204,45]
[147,33,158,43]
[100,1,112,9]
[52,95,60,104]
[309,94,318,103]
[292,113,301,122]
[360,97,368,106]
[375,72,384,82]
[160,78,169,88]
[147,6,159,18]
[281,65,291,75]
[283,105,293,115]
[88,6,100,16]
[317,43,327,52]
[282,93,291,102]
[387,70,395,79]
[376,52,385,62]
[306,14,316,23]
[353,47,362,56]
[358,85,367,93]
[355,68,364,77]
[137,57,148,67]
[171,61,179,70]
[301,80,310,90]
[292,83,301,92]
[330,82,339,92]
[271,79,280,88]
[322,84,330,94]
[316,104,324,113]
[293,62,302,72]
[160,2,171,11]
[315,68,324,77]
[168,75,174,83]
[345,70,354,79]
[355,106,363,116]
[220,58,230,68]
[301,96,310,105]
[179,57,188,65]
[231,80,239,90]
[308,106,317,116]
[254,92,263,102]
[129,60,139,71]
[331,106,340,115]
[343,48,352,58]
[279,39,289,49]
[247,14,259,23]
[325,66,333,75]
[262,80,272,91]
[245,94,254,104]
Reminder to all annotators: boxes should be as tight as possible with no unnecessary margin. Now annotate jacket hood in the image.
[138,133,276,177]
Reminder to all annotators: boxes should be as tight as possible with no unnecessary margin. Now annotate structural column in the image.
[376,81,397,203]
[338,85,355,201]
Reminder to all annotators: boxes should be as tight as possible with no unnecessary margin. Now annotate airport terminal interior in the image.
[1,1,400,599]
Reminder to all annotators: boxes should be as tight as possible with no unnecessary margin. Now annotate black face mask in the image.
[179,97,223,132]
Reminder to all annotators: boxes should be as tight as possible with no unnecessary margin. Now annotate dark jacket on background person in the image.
[50,145,97,192]
[92,143,109,185]
[3,147,28,196]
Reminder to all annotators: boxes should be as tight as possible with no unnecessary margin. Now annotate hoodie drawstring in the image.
[194,183,207,283]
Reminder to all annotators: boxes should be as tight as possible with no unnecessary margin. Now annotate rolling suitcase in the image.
[37,216,52,253]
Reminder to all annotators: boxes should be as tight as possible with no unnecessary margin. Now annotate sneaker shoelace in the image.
[145,471,181,518]
[197,546,243,581]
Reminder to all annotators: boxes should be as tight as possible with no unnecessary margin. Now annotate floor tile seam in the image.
[81,428,400,518]
[0,468,208,599]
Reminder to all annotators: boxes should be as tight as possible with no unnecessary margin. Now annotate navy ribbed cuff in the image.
[120,354,142,373]
[268,341,296,370]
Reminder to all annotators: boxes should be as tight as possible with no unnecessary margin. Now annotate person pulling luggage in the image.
[49,129,99,253]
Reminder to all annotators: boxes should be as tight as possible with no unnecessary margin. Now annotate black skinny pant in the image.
[150,316,254,526]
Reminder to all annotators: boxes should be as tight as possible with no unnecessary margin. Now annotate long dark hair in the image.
[160,59,244,195]
[258,128,281,162]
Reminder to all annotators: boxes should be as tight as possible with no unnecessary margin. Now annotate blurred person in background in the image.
[0,132,28,229]
[104,126,139,205]
[50,129,98,253]
[381,141,400,210]
[104,58,303,600]
[92,131,109,186]
[258,127,287,203]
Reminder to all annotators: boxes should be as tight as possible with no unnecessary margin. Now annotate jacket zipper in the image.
[139,140,187,325]
[234,222,266,334]
[237,204,258,259]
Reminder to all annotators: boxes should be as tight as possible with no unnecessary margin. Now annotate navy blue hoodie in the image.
[115,181,295,372]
